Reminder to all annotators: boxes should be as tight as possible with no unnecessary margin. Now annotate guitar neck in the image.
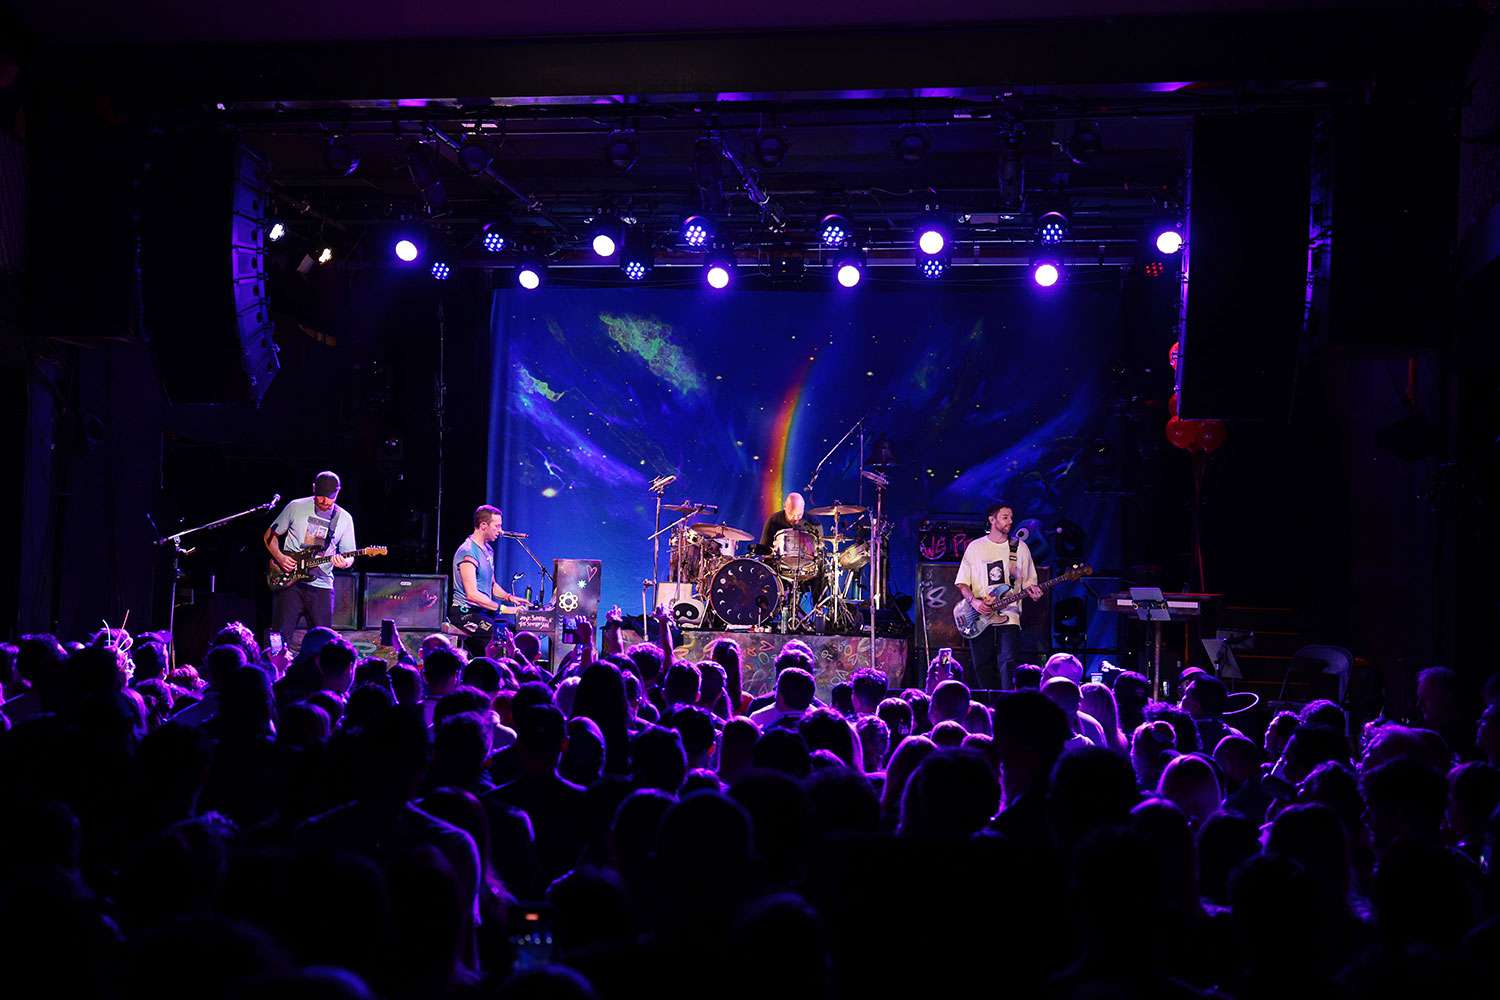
[994,570,1082,610]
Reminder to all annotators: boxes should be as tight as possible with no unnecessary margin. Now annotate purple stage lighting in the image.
[833,246,866,288]
[268,222,286,242]
[592,233,617,258]
[1155,229,1183,254]
[394,239,419,262]
[917,228,945,256]
[682,215,714,249]
[1032,262,1060,287]
[430,261,451,281]
[706,264,731,289]
[919,257,947,279]
[837,263,862,288]
[818,213,851,247]
[517,263,543,290]
[1037,211,1069,246]
[623,260,649,281]
[481,226,506,253]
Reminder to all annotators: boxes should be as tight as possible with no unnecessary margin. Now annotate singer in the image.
[449,504,531,653]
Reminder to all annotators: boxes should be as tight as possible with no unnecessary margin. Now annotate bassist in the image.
[264,471,357,640]
[955,502,1042,691]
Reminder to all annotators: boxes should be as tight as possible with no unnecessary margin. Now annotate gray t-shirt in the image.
[270,497,356,589]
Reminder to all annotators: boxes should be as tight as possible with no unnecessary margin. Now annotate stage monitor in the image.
[332,572,359,629]
[362,573,446,629]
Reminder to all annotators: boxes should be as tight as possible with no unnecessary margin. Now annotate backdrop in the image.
[486,285,1126,659]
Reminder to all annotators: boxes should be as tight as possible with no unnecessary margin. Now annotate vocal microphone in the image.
[651,474,678,489]
[860,469,890,488]
[1013,527,1030,543]
[266,493,281,509]
[499,530,530,539]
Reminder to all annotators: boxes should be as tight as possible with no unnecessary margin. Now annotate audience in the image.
[3,616,1498,999]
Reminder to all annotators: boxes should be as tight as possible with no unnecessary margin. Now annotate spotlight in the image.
[1037,211,1069,246]
[394,239,420,262]
[588,215,621,258]
[1032,260,1061,287]
[1065,121,1102,166]
[914,213,950,256]
[317,247,334,265]
[833,247,865,288]
[619,229,655,281]
[895,129,930,164]
[458,140,494,174]
[918,256,948,280]
[755,132,789,168]
[818,212,851,248]
[324,135,360,177]
[1155,229,1183,254]
[481,224,506,253]
[704,250,734,290]
[604,131,639,171]
[681,214,714,249]
[516,260,544,290]
[1143,260,1165,279]
[431,261,451,281]
[268,222,286,242]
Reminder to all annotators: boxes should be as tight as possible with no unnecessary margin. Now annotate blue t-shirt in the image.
[452,537,496,613]
[270,497,356,589]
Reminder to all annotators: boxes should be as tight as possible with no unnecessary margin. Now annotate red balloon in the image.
[1195,419,1228,454]
[1165,416,1201,451]
[1169,341,1180,370]
[1168,391,1179,418]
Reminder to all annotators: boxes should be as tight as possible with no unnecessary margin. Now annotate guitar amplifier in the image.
[332,572,359,629]
[361,573,446,629]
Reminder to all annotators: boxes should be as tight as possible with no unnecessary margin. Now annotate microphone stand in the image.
[804,415,866,495]
[505,535,553,607]
[155,495,282,669]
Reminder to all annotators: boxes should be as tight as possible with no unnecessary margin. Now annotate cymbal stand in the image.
[866,472,890,671]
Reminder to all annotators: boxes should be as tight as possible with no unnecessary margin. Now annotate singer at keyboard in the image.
[449,504,532,653]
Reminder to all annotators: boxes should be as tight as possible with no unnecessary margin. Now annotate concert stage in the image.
[621,629,909,699]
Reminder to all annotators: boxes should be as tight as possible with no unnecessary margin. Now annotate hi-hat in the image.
[693,523,753,542]
[809,503,867,517]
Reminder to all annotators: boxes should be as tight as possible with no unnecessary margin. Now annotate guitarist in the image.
[955,502,1042,691]
[449,505,532,654]
[264,471,357,641]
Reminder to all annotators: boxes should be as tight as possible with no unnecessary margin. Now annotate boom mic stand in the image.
[155,494,283,668]
[506,534,553,607]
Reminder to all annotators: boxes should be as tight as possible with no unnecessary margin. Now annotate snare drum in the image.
[772,527,821,581]
[838,541,871,572]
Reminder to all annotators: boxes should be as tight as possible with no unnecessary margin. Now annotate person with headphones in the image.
[264,471,357,644]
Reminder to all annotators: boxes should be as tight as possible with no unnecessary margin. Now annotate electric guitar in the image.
[952,564,1094,639]
[266,545,388,592]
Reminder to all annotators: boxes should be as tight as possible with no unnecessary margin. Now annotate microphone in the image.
[860,469,890,488]
[499,530,530,539]
[1013,526,1030,543]
[265,493,281,510]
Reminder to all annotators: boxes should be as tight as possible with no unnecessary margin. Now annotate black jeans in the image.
[449,607,506,657]
[271,582,334,644]
[968,622,1021,692]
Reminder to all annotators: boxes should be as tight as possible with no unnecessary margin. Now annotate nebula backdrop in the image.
[486,285,1127,658]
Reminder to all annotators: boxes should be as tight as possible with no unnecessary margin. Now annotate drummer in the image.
[761,492,825,603]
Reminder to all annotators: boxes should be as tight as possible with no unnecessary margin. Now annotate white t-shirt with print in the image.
[954,536,1037,627]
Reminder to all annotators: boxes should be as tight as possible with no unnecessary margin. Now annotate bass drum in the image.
[708,558,783,628]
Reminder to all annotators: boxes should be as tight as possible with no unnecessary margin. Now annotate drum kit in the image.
[654,500,881,633]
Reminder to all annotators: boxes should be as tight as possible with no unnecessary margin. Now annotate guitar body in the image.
[266,546,388,591]
[951,565,1095,640]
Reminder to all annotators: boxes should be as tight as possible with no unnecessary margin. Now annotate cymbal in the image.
[663,501,717,513]
[809,504,867,517]
[693,523,753,542]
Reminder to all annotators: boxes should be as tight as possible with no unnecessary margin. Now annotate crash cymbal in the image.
[663,501,718,513]
[809,503,867,517]
[693,523,754,542]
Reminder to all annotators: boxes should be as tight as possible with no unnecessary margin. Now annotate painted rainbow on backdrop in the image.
[762,368,811,514]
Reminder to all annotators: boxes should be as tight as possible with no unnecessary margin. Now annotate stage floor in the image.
[621,629,908,699]
[312,627,907,699]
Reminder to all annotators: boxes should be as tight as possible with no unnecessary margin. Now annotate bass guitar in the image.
[952,564,1094,639]
[266,545,388,592]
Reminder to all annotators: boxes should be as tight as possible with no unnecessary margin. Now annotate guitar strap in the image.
[321,505,342,558]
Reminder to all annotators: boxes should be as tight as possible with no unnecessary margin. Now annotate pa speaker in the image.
[1179,113,1312,422]
[139,133,280,406]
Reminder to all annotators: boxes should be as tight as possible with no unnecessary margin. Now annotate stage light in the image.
[458,140,494,174]
[431,261,451,281]
[1037,211,1069,246]
[818,212,851,248]
[592,233,617,257]
[587,213,623,258]
[317,247,334,265]
[682,215,714,249]
[516,261,544,290]
[1065,121,1102,166]
[619,228,654,281]
[833,247,866,288]
[917,227,945,256]
[324,134,360,177]
[604,131,639,171]
[481,224,506,253]
[1143,260,1165,279]
[394,239,420,262]
[1155,229,1183,254]
[704,250,734,289]
[918,256,947,279]
[895,129,930,164]
[755,132,789,168]
[1032,260,1061,287]
[268,222,286,242]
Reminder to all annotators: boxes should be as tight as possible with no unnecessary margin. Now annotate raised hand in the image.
[606,605,624,626]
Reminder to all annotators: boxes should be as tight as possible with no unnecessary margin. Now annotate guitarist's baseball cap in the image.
[313,471,342,498]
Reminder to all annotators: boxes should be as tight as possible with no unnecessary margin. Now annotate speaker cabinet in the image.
[362,573,446,629]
